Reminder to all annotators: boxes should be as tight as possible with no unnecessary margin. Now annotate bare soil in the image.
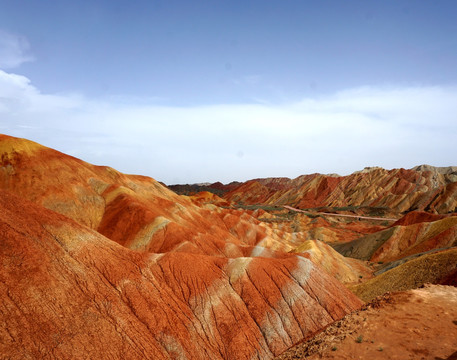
[275,284,457,360]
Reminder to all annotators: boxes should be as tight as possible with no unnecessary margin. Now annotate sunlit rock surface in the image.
[2,134,456,359]
[0,190,362,359]
[223,167,457,214]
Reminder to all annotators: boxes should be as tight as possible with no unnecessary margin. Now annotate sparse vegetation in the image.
[235,204,280,212]
[350,248,457,302]
[291,222,300,232]
[332,206,358,212]
[167,184,226,197]
[366,206,390,217]
[304,213,320,219]
[356,335,363,343]
[258,217,292,223]
[331,346,337,351]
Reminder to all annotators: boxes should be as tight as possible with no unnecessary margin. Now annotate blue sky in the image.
[1,1,457,183]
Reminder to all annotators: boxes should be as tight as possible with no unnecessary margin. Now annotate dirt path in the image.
[275,284,457,360]
[283,205,398,222]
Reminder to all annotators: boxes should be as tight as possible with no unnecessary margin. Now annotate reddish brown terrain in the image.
[275,285,457,360]
[223,166,457,214]
[1,134,457,359]
[333,211,457,263]
[1,190,364,359]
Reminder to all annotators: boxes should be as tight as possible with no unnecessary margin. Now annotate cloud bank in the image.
[1,68,456,184]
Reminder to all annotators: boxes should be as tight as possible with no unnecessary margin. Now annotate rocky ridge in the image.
[0,134,364,359]
[222,166,457,214]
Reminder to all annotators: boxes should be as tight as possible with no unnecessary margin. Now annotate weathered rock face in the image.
[391,210,450,227]
[294,240,373,285]
[223,166,457,214]
[0,190,362,359]
[0,135,368,359]
[333,212,457,263]
[349,248,457,302]
[0,135,282,255]
[3,134,456,358]
[0,134,209,229]
[0,135,375,282]
[370,216,457,262]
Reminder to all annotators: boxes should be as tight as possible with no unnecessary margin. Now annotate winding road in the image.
[283,205,398,222]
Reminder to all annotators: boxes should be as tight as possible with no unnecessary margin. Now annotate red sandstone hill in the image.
[0,134,366,359]
[0,189,362,359]
[333,211,457,263]
[2,134,456,359]
[0,134,371,283]
[391,210,450,226]
[0,134,281,255]
[222,166,457,214]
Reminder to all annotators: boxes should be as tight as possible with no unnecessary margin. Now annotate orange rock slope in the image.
[333,211,457,263]
[0,190,362,359]
[0,134,364,359]
[3,134,455,359]
[0,134,370,282]
[0,134,282,254]
[223,166,457,214]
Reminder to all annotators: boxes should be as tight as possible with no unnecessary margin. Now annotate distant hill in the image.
[167,181,240,197]
[221,166,457,214]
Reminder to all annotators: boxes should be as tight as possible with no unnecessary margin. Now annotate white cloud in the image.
[1,68,456,184]
[0,70,84,113]
[0,30,34,69]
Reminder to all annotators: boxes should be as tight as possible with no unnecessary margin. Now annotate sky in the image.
[1,0,457,184]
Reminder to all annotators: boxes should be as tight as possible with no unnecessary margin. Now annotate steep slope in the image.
[349,247,457,302]
[391,210,449,226]
[0,135,295,257]
[0,190,363,359]
[333,211,457,262]
[0,135,374,286]
[0,133,180,229]
[293,240,373,284]
[223,166,457,214]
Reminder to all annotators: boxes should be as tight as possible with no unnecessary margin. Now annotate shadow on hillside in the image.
[435,350,457,360]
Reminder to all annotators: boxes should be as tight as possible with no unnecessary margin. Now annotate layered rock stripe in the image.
[0,190,362,359]
[1,134,363,359]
